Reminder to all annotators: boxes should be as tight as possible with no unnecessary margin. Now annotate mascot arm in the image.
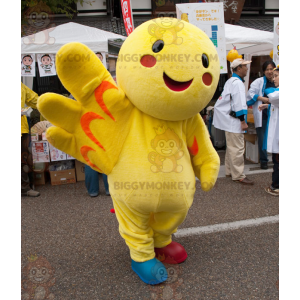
[186,114,220,192]
[38,42,134,174]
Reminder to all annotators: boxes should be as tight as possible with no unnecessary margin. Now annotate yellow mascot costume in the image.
[38,18,220,285]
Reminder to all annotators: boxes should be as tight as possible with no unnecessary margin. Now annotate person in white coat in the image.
[247,61,276,169]
[213,58,254,185]
[258,66,279,196]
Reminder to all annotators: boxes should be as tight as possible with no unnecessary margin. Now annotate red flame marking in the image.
[94,81,118,121]
[80,146,103,172]
[81,112,105,151]
[188,136,199,156]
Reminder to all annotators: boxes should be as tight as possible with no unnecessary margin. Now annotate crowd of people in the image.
[213,58,279,196]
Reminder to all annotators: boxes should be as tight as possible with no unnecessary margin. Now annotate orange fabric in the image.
[188,136,199,156]
[80,145,102,172]
[80,112,105,151]
[94,81,117,121]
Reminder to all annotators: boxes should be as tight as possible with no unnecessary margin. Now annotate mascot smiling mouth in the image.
[163,72,193,92]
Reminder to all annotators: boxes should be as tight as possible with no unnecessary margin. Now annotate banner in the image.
[120,0,134,36]
[21,54,36,77]
[176,2,227,73]
[37,53,56,77]
[273,18,279,66]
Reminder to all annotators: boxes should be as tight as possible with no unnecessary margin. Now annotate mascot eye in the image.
[159,141,164,148]
[42,268,47,275]
[169,142,174,148]
[31,13,37,20]
[152,40,164,53]
[202,54,209,68]
[31,269,36,275]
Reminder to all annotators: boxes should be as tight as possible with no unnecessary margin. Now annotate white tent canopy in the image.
[224,24,274,90]
[21,22,273,57]
[225,23,274,56]
[21,22,125,54]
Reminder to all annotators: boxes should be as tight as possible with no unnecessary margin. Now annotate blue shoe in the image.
[131,258,168,285]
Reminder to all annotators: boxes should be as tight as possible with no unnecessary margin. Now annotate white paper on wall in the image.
[273,18,279,66]
[37,53,56,77]
[32,141,50,163]
[49,144,67,162]
[66,154,75,160]
[21,54,36,77]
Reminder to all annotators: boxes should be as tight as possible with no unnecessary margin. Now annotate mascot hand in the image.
[38,42,132,174]
[199,160,220,192]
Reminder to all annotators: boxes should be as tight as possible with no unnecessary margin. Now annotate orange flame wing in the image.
[94,81,118,121]
[80,81,119,170]
[188,136,199,156]
[80,112,105,151]
[80,146,103,172]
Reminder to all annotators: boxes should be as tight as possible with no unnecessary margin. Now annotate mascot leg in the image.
[151,211,188,264]
[112,198,168,285]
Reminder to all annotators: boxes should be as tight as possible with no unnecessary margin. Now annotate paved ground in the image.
[21,153,279,299]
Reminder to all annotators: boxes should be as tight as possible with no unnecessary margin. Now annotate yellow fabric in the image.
[21,82,38,134]
[112,197,189,261]
[40,114,47,121]
[38,18,220,262]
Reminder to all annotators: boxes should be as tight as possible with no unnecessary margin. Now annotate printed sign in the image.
[273,18,279,66]
[120,0,134,36]
[21,54,36,77]
[176,2,227,73]
[37,53,56,77]
[66,153,75,160]
[49,144,67,162]
[222,0,245,23]
[32,141,50,163]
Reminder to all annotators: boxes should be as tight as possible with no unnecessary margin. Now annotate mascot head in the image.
[116,18,220,121]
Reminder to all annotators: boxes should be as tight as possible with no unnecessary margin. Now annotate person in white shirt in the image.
[213,58,254,185]
[258,66,279,196]
[247,61,276,169]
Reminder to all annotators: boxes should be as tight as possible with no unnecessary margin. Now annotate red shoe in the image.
[154,241,187,264]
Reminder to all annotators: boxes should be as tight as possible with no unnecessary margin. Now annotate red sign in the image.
[35,142,44,153]
[120,0,134,36]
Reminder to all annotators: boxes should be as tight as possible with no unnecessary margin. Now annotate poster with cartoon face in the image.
[95,52,107,69]
[37,53,56,77]
[273,18,279,66]
[21,54,36,77]
[49,143,66,161]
